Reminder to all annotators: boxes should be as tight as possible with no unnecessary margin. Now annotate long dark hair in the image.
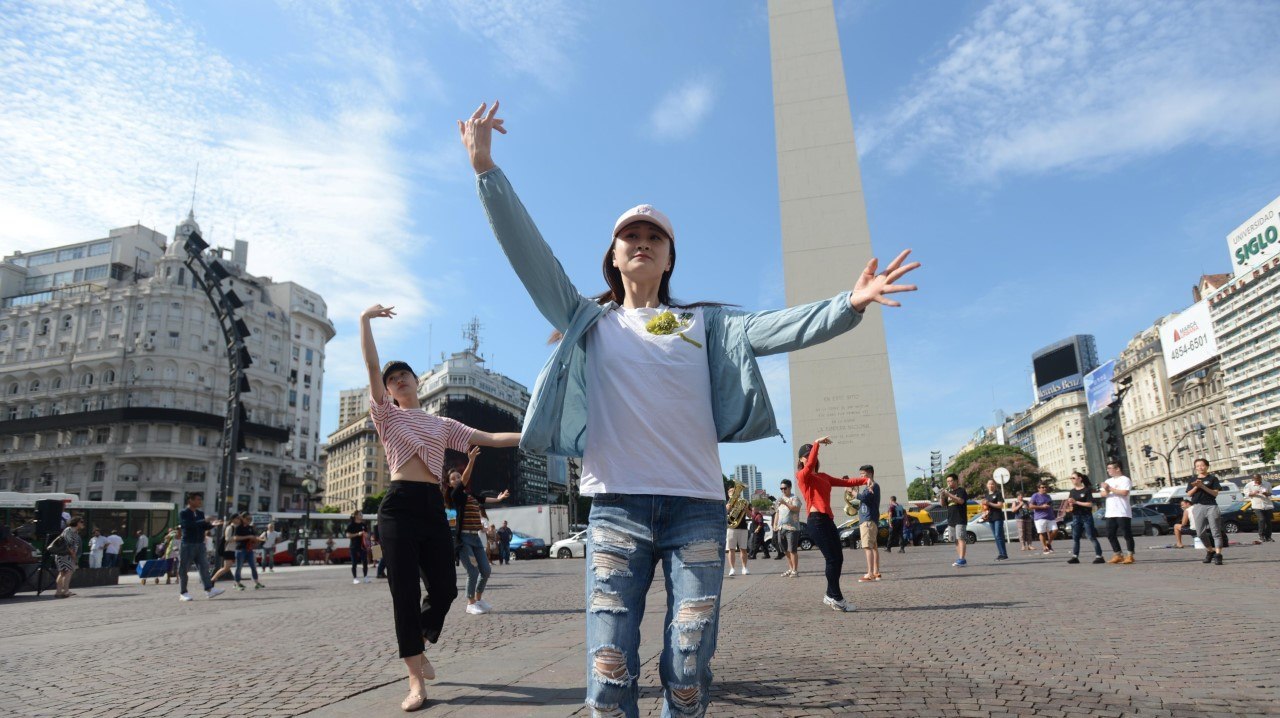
[1072,471,1092,491]
[796,443,815,471]
[548,230,733,343]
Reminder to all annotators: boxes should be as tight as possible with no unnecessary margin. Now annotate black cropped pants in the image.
[378,481,458,658]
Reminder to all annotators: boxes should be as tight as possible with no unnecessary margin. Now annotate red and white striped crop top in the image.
[368,393,475,479]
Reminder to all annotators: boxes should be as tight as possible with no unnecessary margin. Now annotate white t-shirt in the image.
[88,536,108,553]
[262,530,281,548]
[136,535,149,551]
[776,495,801,530]
[104,534,124,554]
[1103,476,1133,518]
[580,306,723,501]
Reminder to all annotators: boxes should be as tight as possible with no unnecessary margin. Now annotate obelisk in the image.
[768,0,907,507]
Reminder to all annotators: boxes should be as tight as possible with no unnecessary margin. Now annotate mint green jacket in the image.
[477,167,864,457]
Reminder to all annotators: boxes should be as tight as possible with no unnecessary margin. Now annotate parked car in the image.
[1218,501,1268,534]
[1141,502,1183,525]
[766,524,816,552]
[839,518,889,549]
[509,531,549,560]
[551,530,587,559]
[1060,507,1169,538]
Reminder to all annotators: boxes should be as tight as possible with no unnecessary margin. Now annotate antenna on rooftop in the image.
[463,317,482,355]
[190,162,200,214]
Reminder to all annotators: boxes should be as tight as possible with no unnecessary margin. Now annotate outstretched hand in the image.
[458,101,506,174]
[849,249,920,312]
[362,304,395,321]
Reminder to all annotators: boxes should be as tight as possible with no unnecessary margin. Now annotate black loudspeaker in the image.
[35,499,64,535]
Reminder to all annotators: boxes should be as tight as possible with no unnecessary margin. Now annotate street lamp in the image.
[301,475,317,566]
[1142,423,1206,487]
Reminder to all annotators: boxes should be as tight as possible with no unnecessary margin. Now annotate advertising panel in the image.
[1159,300,1219,377]
[1083,360,1116,416]
[1228,194,1280,277]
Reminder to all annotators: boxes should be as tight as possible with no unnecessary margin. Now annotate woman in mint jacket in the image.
[461,101,919,718]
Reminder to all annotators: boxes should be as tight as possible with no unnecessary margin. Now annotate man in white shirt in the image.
[134,530,150,562]
[1100,460,1135,564]
[1245,474,1274,542]
[103,529,124,569]
[87,528,107,569]
[774,479,802,577]
[259,523,282,572]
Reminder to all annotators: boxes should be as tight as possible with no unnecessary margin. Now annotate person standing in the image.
[939,474,970,567]
[233,511,264,590]
[210,516,238,585]
[496,521,513,566]
[1010,491,1036,551]
[856,466,882,582]
[103,529,124,570]
[1245,473,1273,543]
[362,295,522,712]
[447,447,509,615]
[259,522,281,573]
[774,479,802,577]
[748,508,770,560]
[887,495,906,553]
[134,530,150,564]
[1100,461,1135,564]
[177,493,225,601]
[347,511,372,584]
[48,516,83,598]
[725,496,751,578]
[465,100,918,715]
[798,438,871,609]
[1064,472,1104,564]
[1030,483,1056,554]
[87,528,107,569]
[981,479,1009,561]
[162,527,182,585]
[1188,458,1226,565]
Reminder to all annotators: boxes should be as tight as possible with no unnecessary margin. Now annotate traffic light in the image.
[1102,407,1123,462]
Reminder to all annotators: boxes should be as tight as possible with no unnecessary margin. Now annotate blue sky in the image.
[3,0,1279,489]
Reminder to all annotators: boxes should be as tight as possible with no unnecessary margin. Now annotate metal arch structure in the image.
[181,230,251,520]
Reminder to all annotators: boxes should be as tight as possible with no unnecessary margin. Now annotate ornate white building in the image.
[0,214,333,511]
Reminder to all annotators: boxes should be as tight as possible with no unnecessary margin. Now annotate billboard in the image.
[1228,194,1280,277]
[1159,300,1219,378]
[1083,360,1116,416]
[1032,336,1095,403]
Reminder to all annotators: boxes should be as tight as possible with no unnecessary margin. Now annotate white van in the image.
[1149,480,1242,507]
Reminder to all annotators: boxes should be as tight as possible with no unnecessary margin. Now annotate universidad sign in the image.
[1159,300,1219,378]
[1228,194,1280,276]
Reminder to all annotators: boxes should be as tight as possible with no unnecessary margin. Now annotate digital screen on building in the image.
[1033,345,1080,387]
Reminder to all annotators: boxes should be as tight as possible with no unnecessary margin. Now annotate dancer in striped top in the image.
[360,303,520,713]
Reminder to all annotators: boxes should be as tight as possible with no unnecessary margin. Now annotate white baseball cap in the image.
[613,204,675,241]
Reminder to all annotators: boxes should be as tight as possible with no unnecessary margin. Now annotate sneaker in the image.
[179,593,194,602]
[727,568,736,578]
[1202,552,1215,564]
[1108,555,1124,564]
[475,599,492,613]
[235,583,246,591]
[1121,554,1135,564]
[1092,556,1106,564]
[780,570,792,577]
[353,578,362,585]
[789,571,799,577]
[1042,549,1054,555]
[207,587,225,599]
[1067,556,1080,564]
[1212,554,1223,565]
[996,555,1009,561]
[465,603,487,615]
[952,558,966,567]
[254,583,264,590]
[741,566,750,575]
[364,576,372,583]
[823,596,854,612]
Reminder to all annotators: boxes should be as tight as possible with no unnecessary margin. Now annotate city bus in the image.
[0,492,178,565]
[260,509,457,565]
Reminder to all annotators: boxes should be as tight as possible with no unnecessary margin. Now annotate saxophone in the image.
[726,481,750,527]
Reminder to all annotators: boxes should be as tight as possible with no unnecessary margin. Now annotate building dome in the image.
[166,210,202,257]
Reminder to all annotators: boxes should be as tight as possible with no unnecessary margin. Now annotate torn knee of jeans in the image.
[589,587,627,614]
[678,539,721,565]
[673,597,715,653]
[591,526,636,553]
[670,684,702,715]
[587,700,626,718]
[591,550,632,579]
[591,646,632,686]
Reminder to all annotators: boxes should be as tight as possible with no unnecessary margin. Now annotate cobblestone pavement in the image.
[4,537,1278,718]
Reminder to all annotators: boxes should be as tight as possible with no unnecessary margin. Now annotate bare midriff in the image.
[391,454,440,485]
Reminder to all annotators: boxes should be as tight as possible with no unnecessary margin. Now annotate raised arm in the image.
[461,101,589,332]
[360,304,396,404]
[460,446,481,487]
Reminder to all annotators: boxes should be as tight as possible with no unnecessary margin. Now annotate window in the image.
[92,462,106,482]
[168,331,180,349]
[186,466,206,483]
[17,322,29,338]
[305,348,313,364]
[28,379,39,392]
[95,428,110,444]
[111,306,123,324]
[114,491,137,501]
[302,394,310,411]
[89,241,110,257]
[72,430,90,446]
[289,390,297,407]
[292,347,299,360]
[38,318,50,336]
[60,315,72,331]
[80,372,93,387]
[84,264,108,281]
[0,325,8,340]
[169,302,182,319]
[102,369,115,385]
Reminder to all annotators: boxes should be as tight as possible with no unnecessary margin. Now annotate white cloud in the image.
[425,0,581,89]
[648,77,715,142]
[860,0,1280,179]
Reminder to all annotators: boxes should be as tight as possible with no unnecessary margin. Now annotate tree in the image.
[945,444,1055,497]
[318,505,341,514]
[362,491,386,516]
[1261,427,1280,466]
[750,497,774,511]
[906,476,933,501]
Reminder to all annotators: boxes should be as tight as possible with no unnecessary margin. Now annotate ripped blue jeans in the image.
[585,493,725,718]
